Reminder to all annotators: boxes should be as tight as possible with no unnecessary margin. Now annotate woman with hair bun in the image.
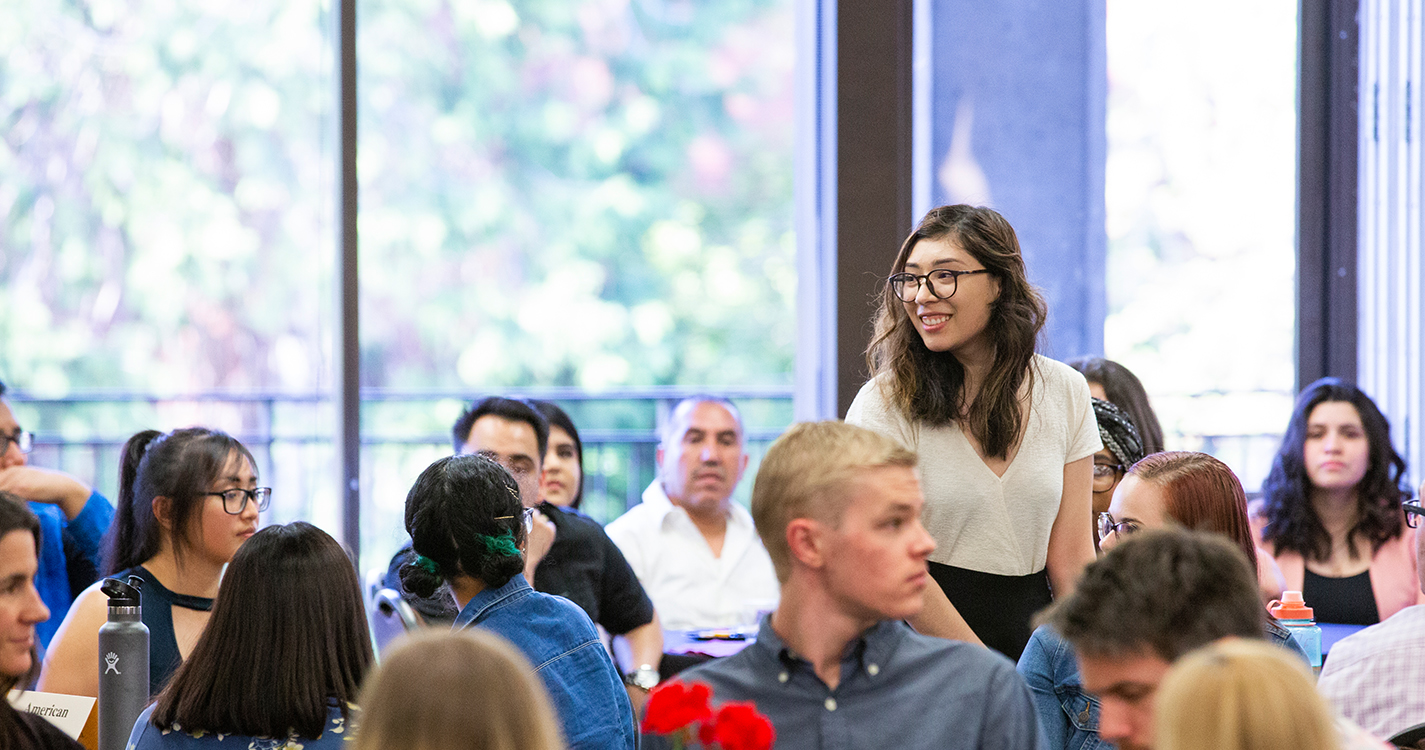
[1254,377,1423,625]
[40,428,264,697]
[401,454,634,750]
[847,204,1100,659]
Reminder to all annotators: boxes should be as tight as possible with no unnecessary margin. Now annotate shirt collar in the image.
[641,480,679,522]
[642,479,749,529]
[454,574,533,627]
[755,615,903,680]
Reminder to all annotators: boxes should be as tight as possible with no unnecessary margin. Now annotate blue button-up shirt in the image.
[454,574,635,750]
[647,617,1047,750]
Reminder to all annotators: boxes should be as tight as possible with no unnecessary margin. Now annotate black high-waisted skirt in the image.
[927,561,1052,661]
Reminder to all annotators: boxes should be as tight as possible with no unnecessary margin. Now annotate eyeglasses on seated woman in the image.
[40,428,265,699]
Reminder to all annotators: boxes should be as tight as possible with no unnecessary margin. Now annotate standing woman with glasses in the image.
[847,204,1100,659]
[39,428,267,698]
[1253,378,1424,625]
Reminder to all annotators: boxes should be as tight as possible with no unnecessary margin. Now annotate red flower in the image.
[641,681,714,736]
[705,702,776,750]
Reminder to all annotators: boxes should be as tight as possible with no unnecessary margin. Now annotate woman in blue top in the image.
[128,521,372,749]
[40,428,262,698]
[400,454,636,750]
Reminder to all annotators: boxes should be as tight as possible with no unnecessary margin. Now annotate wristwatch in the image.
[625,664,659,691]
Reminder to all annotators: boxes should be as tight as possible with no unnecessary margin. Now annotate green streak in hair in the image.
[478,531,520,558]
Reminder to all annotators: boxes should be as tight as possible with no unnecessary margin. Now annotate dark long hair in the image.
[400,455,528,598]
[1130,452,1258,574]
[0,493,42,694]
[105,428,256,575]
[1259,378,1408,561]
[151,522,372,739]
[530,400,585,509]
[865,204,1047,459]
[1067,357,1166,454]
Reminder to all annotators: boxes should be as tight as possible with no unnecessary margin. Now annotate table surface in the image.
[664,626,759,658]
[1319,622,1367,655]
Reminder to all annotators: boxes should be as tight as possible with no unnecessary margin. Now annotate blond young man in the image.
[646,421,1044,750]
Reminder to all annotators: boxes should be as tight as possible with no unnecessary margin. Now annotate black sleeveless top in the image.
[114,566,214,695]
[1303,568,1380,626]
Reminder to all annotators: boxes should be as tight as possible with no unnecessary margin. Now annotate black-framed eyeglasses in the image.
[202,487,272,515]
[887,268,991,302]
[1405,499,1423,529]
[1098,511,1140,540]
[1092,462,1127,492]
[0,430,34,456]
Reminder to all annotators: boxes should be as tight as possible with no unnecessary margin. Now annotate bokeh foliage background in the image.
[0,0,797,564]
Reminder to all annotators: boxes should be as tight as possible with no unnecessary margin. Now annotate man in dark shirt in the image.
[646,422,1044,750]
[388,397,664,704]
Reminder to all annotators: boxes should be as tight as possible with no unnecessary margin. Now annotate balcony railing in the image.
[7,385,1293,570]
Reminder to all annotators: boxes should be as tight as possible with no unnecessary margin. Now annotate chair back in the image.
[369,587,420,656]
[1390,721,1425,749]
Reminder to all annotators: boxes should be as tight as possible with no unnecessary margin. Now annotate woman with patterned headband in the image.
[399,454,634,750]
[1089,398,1146,550]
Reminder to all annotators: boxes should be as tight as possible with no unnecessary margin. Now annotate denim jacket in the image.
[1017,625,1107,750]
[455,574,636,750]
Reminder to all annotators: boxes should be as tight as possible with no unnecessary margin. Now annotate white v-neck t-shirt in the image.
[846,354,1101,576]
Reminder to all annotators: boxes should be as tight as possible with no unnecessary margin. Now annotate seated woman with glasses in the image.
[1253,378,1424,626]
[127,522,371,749]
[1088,398,1145,550]
[847,204,1100,659]
[40,428,267,698]
[1019,451,1301,750]
[1100,451,1286,604]
[400,453,634,750]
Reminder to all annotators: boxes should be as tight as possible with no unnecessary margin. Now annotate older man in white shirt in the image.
[606,396,779,632]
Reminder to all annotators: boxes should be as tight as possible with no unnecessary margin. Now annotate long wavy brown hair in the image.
[865,204,1047,458]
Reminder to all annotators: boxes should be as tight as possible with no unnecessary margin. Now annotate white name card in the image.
[7,690,97,740]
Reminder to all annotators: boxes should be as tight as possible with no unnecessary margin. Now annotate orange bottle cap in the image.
[1268,590,1314,620]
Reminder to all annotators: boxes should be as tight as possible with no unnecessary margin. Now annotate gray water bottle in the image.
[98,576,149,750]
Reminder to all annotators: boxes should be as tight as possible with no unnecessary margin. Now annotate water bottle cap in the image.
[100,576,144,607]
[1268,590,1313,620]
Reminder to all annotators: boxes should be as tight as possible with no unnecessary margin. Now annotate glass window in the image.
[1105,0,1298,491]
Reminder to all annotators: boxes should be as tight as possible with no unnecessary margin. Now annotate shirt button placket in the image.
[821,692,849,750]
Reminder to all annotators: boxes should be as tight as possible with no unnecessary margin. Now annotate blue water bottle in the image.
[1269,590,1322,669]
